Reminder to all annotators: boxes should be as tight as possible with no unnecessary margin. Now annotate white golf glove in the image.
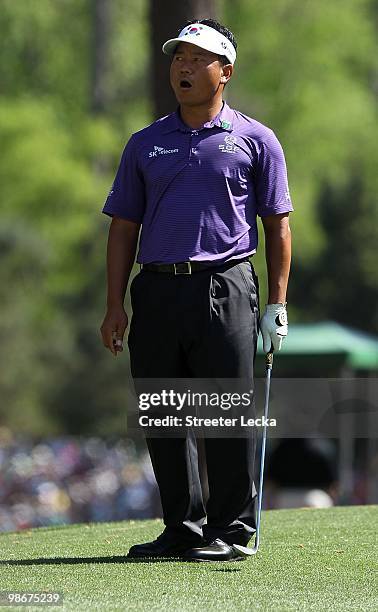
[260,303,288,353]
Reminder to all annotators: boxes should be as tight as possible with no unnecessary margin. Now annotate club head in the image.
[232,544,258,557]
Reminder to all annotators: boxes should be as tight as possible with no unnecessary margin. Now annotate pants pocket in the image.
[237,262,259,311]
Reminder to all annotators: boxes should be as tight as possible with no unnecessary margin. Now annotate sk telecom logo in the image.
[149,145,179,158]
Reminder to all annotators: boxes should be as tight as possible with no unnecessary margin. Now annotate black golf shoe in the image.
[127,530,203,559]
[183,538,246,562]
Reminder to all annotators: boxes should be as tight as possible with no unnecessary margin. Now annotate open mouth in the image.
[180,80,192,89]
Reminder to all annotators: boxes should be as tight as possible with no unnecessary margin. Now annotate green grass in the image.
[0,506,377,611]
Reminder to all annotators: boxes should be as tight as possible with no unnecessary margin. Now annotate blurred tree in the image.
[0,0,91,118]
[0,0,150,434]
[92,0,112,114]
[0,0,149,123]
[292,166,378,332]
[150,0,219,117]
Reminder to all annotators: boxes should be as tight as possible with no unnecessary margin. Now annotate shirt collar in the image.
[162,101,234,134]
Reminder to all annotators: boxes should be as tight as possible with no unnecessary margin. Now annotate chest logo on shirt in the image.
[218,134,237,154]
[149,145,179,158]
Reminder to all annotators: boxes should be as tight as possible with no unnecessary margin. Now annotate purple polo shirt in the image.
[102,102,293,264]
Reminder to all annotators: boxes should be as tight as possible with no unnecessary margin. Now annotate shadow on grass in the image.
[0,556,244,569]
[0,556,178,566]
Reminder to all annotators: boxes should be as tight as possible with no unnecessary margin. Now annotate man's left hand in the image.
[260,303,288,352]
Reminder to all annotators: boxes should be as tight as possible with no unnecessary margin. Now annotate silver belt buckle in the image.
[174,262,192,275]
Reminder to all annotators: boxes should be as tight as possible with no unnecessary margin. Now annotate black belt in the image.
[140,257,250,275]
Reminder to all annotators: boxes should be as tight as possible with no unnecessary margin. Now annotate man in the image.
[101,19,292,562]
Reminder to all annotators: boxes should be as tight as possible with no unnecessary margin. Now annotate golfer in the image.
[101,19,292,562]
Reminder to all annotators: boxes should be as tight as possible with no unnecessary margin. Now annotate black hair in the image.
[180,18,237,65]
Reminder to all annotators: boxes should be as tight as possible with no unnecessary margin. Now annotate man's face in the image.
[170,42,232,106]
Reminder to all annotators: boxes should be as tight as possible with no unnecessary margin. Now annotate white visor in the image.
[162,23,236,65]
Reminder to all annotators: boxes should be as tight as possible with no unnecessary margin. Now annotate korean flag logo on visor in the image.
[162,23,237,65]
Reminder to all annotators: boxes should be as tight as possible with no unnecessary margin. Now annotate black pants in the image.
[128,259,259,546]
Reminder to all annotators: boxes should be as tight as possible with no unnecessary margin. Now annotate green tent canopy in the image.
[257,321,378,370]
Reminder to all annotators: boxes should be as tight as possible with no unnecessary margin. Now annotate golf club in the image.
[232,349,274,557]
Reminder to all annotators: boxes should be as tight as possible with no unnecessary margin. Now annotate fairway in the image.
[0,506,377,611]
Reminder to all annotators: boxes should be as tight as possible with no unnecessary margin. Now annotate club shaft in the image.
[253,359,272,552]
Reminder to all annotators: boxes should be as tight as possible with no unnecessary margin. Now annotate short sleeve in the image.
[102,135,146,223]
[254,130,294,217]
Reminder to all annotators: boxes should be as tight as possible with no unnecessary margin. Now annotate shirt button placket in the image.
[189,131,199,166]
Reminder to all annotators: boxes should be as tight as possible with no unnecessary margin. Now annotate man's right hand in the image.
[100,306,128,356]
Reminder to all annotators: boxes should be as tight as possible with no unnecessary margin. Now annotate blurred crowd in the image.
[1,426,360,533]
[0,428,160,532]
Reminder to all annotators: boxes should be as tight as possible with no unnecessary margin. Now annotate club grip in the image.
[265,349,274,369]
